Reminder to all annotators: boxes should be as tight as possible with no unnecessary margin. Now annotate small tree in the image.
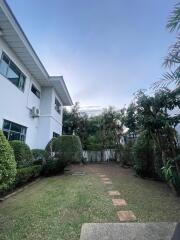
[0,130,17,189]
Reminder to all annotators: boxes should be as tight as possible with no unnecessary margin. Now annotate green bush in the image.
[122,141,134,166]
[133,131,154,177]
[0,165,41,197]
[46,135,83,163]
[10,140,33,168]
[15,165,42,186]
[44,135,83,176]
[115,142,134,166]
[32,149,47,165]
[0,130,17,189]
[86,143,104,151]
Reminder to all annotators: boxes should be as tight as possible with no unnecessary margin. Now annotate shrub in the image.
[44,135,83,176]
[15,165,42,186]
[0,130,17,189]
[115,142,134,166]
[10,141,33,168]
[46,135,83,163]
[133,131,154,177]
[32,149,47,165]
[0,165,42,197]
[121,141,134,166]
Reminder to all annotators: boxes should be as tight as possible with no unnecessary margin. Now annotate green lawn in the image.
[0,164,180,240]
[0,172,117,240]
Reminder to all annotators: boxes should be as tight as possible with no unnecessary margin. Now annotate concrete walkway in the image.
[80,223,178,240]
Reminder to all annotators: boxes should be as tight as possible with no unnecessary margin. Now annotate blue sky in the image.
[7,0,178,108]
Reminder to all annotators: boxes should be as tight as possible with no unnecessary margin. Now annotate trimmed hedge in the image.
[32,149,47,165]
[46,135,83,163]
[10,140,33,168]
[0,130,17,189]
[15,165,42,186]
[44,135,83,176]
[0,165,42,197]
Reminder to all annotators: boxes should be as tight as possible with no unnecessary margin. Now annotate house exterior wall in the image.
[0,37,63,149]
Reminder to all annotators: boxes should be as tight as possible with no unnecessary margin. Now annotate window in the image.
[55,97,61,114]
[31,84,40,98]
[0,52,26,91]
[53,132,60,138]
[3,120,27,142]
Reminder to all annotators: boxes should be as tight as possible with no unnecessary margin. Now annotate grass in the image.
[100,164,180,222]
[0,163,180,240]
[0,173,117,240]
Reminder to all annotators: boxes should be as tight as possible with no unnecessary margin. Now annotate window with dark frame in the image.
[31,84,40,98]
[0,52,26,91]
[53,132,60,138]
[55,97,61,114]
[3,120,27,142]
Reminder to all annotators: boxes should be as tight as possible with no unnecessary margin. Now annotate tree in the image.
[124,103,137,138]
[155,3,180,88]
[134,89,180,191]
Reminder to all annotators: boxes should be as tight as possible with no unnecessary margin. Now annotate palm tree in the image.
[155,3,180,88]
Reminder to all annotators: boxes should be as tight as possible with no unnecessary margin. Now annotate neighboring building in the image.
[0,0,72,149]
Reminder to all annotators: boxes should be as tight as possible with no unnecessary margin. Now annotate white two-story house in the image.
[0,0,73,149]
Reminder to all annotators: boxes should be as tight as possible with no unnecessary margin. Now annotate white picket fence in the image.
[83,149,116,162]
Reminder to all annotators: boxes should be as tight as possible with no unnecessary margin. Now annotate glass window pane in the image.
[7,61,20,87]
[20,134,26,141]
[55,98,61,113]
[31,84,40,98]
[10,122,22,133]
[3,120,11,130]
[21,127,26,135]
[19,74,26,91]
[9,131,20,141]
[0,53,9,76]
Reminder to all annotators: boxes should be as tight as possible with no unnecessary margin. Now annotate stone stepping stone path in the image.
[103,181,113,185]
[98,172,137,222]
[108,191,120,196]
[117,211,137,222]
[101,177,110,181]
[112,199,127,207]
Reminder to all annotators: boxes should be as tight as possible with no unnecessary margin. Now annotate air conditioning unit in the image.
[31,106,40,118]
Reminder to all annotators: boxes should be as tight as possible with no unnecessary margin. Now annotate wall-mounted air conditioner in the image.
[31,106,40,118]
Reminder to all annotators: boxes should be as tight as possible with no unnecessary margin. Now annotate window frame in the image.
[0,52,26,92]
[3,119,27,142]
[31,83,41,99]
[55,97,61,114]
[53,132,60,138]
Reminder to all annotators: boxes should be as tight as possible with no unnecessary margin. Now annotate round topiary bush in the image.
[0,130,17,189]
[10,140,33,168]
[46,135,83,163]
[44,135,83,176]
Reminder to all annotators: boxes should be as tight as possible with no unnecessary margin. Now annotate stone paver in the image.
[101,177,110,181]
[117,211,137,222]
[103,181,112,184]
[112,199,127,206]
[108,191,120,196]
[100,174,106,177]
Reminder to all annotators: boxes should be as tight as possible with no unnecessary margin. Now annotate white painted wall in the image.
[0,37,63,149]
